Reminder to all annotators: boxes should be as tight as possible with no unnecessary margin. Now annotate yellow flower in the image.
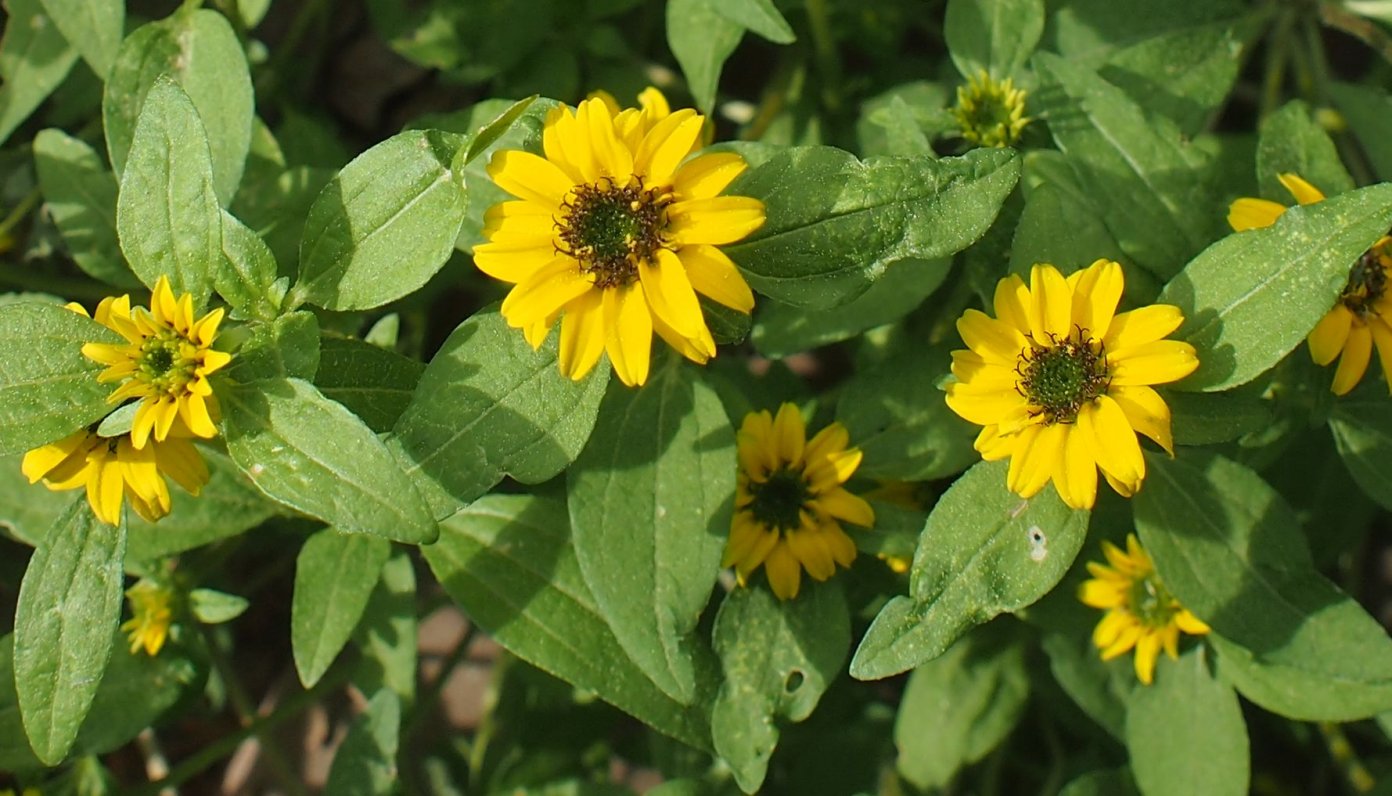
[80,276,232,449]
[121,579,176,656]
[953,70,1031,148]
[475,95,765,387]
[1078,534,1210,685]
[21,426,209,525]
[945,260,1199,510]
[1228,173,1392,395]
[723,403,875,600]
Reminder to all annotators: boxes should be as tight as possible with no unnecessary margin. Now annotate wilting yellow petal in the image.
[1278,172,1326,205]
[1227,197,1287,231]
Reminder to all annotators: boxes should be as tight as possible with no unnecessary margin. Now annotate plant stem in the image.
[1318,722,1375,793]
[406,622,478,739]
[0,187,40,245]
[804,0,842,113]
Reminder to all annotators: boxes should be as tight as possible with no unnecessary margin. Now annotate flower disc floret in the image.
[1228,173,1392,395]
[80,276,232,448]
[1079,534,1210,684]
[945,260,1199,510]
[475,90,765,387]
[954,70,1031,148]
[723,403,875,601]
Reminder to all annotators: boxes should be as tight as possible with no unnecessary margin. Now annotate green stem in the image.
[0,187,40,245]
[405,622,478,739]
[128,664,352,796]
[1261,9,1294,121]
[1318,721,1375,793]
[803,0,842,113]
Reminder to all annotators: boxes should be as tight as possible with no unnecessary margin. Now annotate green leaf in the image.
[325,690,402,796]
[103,7,253,204]
[1161,184,1392,391]
[1032,52,1212,280]
[1134,451,1392,719]
[665,0,744,114]
[1209,633,1392,722]
[1328,394,1392,512]
[1098,19,1251,135]
[712,0,795,44]
[835,342,979,482]
[0,636,43,771]
[894,623,1030,790]
[752,257,950,357]
[187,589,249,624]
[389,308,607,520]
[711,584,849,793]
[1124,648,1249,796]
[1255,100,1353,200]
[132,449,282,561]
[32,129,139,288]
[219,210,283,321]
[1010,180,1129,284]
[115,77,221,305]
[1328,81,1392,182]
[421,493,714,750]
[0,301,120,456]
[1167,391,1274,446]
[352,551,417,706]
[0,0,78,147]
[292,528,391,688]
[725,146,1020,309]
[290,129,468,311]
[74,630,202,756]
[223,377,438,544]
[459,95,540,167]
[856,83,951,159]
[567,361,733,702]
[314,335,425,434]
[14,499,126,764]
[224,310,321,385]
[1058,768,1140,796]
[36,0,121,77]
[850,459,1088,680]
[944,0,1044,79]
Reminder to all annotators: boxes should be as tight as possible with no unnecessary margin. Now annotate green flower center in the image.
[557,177,671,289]
[1128,570,1180,629]
[138,334,195,394]
[747,468,812,532]
[1340,244,1389,317]
[1017,332,1110,425]
[954,75,1029,148]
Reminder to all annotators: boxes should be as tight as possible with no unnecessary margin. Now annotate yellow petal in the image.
[1332,320,1373,396]
[578,97,633,179]
[945,383,1028,427]
[23,430,89,483]
[1078,579,1125,609]
[1370,318,1392,395]
[1007,423,1061,498]
[1308,304,1353,366]
[542,105,597,184]
[957,308,1029,365]
[1054,424,1097,510]
[634,109,703,184]
[640,248,705,339]
[1278,172,1326,205]
[1081,398,1144,493]
[1103,305,1184,351]
[974,424,1015,461]
[558,291,606,380]
[679,243,754,312]
[473,238,558,284]
[1109,340,1199,386]
[764,543,802,600]
[672,152,747,200]
[88,454,125,525]
[1070,259,1124,340]
[1133,631,1162,685]
[488,150,576,206]
[155,437,208,495]
[603,284,653,387]
[501,258,591,328]
[1109,385,1174,454]
[772,403,806,466]
[650,309,714,364]
[817,488,874,527]
[785,528,836,581]
[179,391,218,439]
[992,273,1031,336]
[666,197,766,245]
[1227,197,1286,231]
[1029,264,1073,340]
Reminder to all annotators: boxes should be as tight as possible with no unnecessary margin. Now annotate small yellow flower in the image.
[121,579,176,656]
[1228,173,1392,395]
[80,276,232,449]
[21,427,209,525]
[953,70,1031,148]
[475,94,765,387]
[1079,534,1210,685]
[723,403,875,600]
[945,260,1199,510]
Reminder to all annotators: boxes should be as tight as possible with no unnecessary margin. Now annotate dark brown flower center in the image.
[747,468,812,532]
[1340,241,1390,318]
[1017,330,1110,425]
[556,176,671,289]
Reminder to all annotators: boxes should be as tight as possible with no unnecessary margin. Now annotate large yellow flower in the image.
[945,260,1198,510]
[474,95,765,387]
[122,579,176,656]
[22,426,209,525]
[722,403,875,601]
[1078,534,1210,685]
[1228,173,1392,395]
[80,276,232,448]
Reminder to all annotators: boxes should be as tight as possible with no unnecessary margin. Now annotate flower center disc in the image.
[1341,243,1390,317]
[1017,333,1109,424]
[1128,572,1179,629]
[557,177,670,289]
[748,468,812,532]
[139,335,193,393]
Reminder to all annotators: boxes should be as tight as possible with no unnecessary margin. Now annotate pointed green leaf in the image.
[850,459,1088,680]
[223,311,321,385]
[36,0,121,77]
[1162,184,1392,391]
[325,690,401,796]
[1099,19,1251,135]
[292,528,391,688]
[713,0,796,44]
[945,0,1044,79]
[421,493,714,750]
[290,129,467,311]
[314,335,425,434]
[1255,100,1353,201]
[1134,451,1392,719]
[1329,395,1392,512]
[187,589,249,624]
[711,584,849,793]
[115,77,220,305]
[666,0,744,114]
[725,146,1019,309]
[352,551,418,706]
[0,0,78,147]
[389,308,607,519]
[33,129,139,288]
[0,301,120,456]
[14,499,126,764]
[1125,648,1248,796]
[219,210,282,321]
[568,362,734,702]
[103,8,253,204]
[223,377,438,543]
